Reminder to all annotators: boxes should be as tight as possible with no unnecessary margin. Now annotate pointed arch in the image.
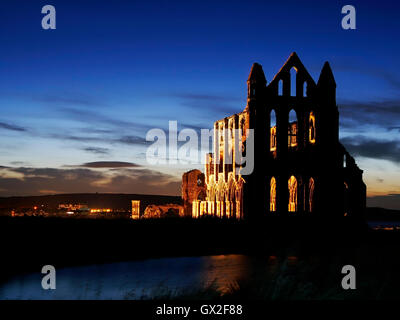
[219,123,224,166]
[343,182,349,216]
[290,67,297,96]
[240,116,247,156]
[288,175,298,212]
[240,117,246,137]
[288,109,298,148]
[270,109,277,127]
[228,120,234,164]
[208,183,216,202]
[309,111,316,144]
[196,190,206,201]
[278,79,283,96]
[235,177,245,219]
[269,53,316,99]
[270,177,276,212]
[309,177,315,212]
[270,109,277,151]
[303,81,307,97]
[289,109,297,122]
[227,175,236,201]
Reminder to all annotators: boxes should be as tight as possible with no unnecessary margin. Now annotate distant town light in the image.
[90,208,112,213]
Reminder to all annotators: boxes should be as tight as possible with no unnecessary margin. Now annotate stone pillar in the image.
[216,200,221,217]
[192,200,199,218]
[225,201,231,218]
[214,122,218,182]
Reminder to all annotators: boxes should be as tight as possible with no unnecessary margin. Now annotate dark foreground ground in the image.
[1,216,400,299]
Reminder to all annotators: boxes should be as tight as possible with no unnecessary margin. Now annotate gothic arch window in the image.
[309,111,316,144]
[270,177,276,212]
[278,79,283,96]
[209,185,216,202]
[228,180,236,202]
[240,117,246,155]
[288,175,298,212]
[240,118,246,137]
[270,110,277,151]
[343,182,349,216]
[288,109,298,148]
[219,124,224,166]
[235,181,244,219]
[197,175,204,186]
[309,177,315,212]
[303,81,307,97]
[290,67,297,96]
[228,121,234,163]
[196,190,206,201]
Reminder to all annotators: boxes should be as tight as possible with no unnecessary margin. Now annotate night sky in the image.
[0,0,399,209]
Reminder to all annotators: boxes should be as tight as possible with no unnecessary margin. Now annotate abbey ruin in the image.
[182,53,366,220]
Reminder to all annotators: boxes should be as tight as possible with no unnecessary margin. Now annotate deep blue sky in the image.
[0,0,399,209]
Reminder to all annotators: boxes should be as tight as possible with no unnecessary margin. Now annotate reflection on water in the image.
[0,254,300,300]
[201,255,250,294]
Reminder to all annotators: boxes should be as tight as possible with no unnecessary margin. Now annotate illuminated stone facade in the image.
[182,169,206,217]
[143,204,184,218]
[131,200,140,219]
[186,53,366,220]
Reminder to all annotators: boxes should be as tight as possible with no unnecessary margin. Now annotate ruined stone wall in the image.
[182,53,366,220]
[182,169,205,217]
[142,204,184,218]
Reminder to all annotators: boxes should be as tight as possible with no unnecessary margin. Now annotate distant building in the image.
[90,208,112,213]
[142,204,184,218]
[58,203,89,211]
[185,53,366,220]
[131,200,140,219]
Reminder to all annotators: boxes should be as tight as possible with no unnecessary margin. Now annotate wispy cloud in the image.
[0,166,180,197]
[339,99,400,129]
[76,161,141,168]
[115,135,150,146]
[9,161,29,166]
[341,135,400,164]
[48,132,148,146]
[0,121,27,132]
[388,126,400,133]
[335,63,400,90]
[168,92,243,118]
[81,147,110,155]
[31,92,109,108]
